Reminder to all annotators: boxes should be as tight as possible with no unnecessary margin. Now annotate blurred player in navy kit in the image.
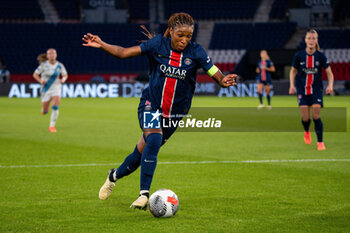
[256,50,275,109]
[289,29,334,151]
[82,13,237,210]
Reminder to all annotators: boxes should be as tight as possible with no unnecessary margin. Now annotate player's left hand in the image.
[326,85,333,95]
[220,74,238,87]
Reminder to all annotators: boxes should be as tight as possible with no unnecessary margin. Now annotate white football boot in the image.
[99,169,116,200]
[130,192,149,210]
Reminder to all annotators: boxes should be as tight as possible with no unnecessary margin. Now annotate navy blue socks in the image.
[140,133,162,191]
[258,93,263,104]
[313,118,323,142]
[112,133,163,191]
[115,145,142,180]
[302,119,311,132]
[267,95,271,105]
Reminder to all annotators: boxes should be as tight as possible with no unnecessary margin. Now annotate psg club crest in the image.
[143,110,162,129]
[144,100,152,111]
[184,58,192,65]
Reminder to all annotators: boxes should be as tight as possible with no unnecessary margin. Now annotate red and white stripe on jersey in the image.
[305,55,314,95]
[261,60,266,81]
[160,50,182,118]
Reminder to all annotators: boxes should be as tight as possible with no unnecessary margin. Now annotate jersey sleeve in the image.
[34,64,43,74]
[291,53,299,69]
[320,53,330,69]
[60,63,68,76]
[197,45,214,72]
[269,60,274,67]
[140,35,162,55]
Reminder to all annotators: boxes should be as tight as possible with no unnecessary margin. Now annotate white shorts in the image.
[41,89,61,102]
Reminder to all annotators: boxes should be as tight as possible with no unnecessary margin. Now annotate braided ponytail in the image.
[164,12,194,38]
[140,13,194,40]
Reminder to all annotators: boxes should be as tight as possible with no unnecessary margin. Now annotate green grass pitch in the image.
[0,96,349,232]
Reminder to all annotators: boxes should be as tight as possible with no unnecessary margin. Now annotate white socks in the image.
[50,106,59,127]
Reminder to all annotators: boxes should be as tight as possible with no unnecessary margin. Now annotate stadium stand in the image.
[338,0,350,19]
[0,0,44,21]
[164,0,260,20]
[51,0,81,20]
[209,22,297,49]
[0,23,149,74]
[323,49,350,81]
[0,0,349,81]
[269,0,291,19]
[127,0,150,21]
[208,50,246,73]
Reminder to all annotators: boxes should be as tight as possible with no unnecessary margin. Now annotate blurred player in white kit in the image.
[33,48,68,132]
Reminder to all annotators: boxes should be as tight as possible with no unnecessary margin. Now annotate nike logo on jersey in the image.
[317,99,321,102]
[300,62,305,65]
[207,56,211,63]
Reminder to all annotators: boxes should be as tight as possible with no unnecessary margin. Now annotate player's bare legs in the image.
[311,104,321,119]
[41,101,50,115]
[299,105,310,122]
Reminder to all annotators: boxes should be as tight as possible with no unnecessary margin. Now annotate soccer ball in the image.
[149,189,179,218]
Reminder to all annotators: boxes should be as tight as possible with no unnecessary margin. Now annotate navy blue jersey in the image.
[140,35,214,117]
[292,50,330,95]
[257,59,273,83]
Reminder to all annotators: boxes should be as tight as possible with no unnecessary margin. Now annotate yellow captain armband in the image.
[207,65,219,77]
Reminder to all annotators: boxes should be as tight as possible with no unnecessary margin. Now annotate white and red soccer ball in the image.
[149,189,179,218]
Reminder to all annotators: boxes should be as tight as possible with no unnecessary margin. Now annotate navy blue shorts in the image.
[137,97,180,145]
[257,79,271,85]
[297,93,323,107]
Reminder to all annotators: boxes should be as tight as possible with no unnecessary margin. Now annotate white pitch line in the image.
[0,159,350,168]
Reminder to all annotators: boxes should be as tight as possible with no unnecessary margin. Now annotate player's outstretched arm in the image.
[211,69,237,88]
[82,33,141,59]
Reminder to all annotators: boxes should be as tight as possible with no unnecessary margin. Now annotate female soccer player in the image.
[33,48,68,132]
[256,50,275,109]
[82,13,237,210]
[289,29,334,150]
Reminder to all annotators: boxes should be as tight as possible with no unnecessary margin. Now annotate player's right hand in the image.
[289,86,295,95]
[82,33,103,48]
